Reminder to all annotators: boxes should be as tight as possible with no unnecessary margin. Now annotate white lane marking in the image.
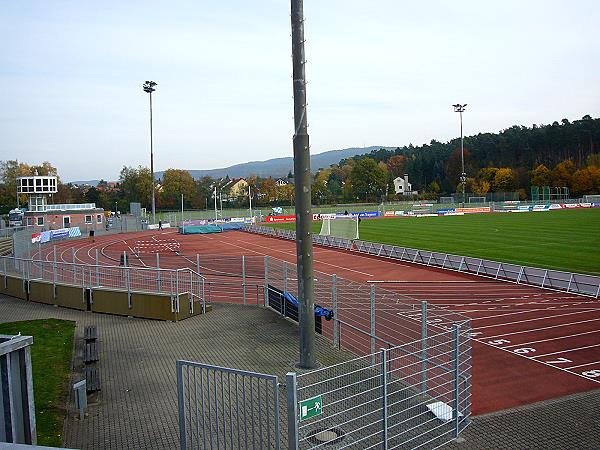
[532,343,600,359]
[474,339,600,385]
[472,309,600,329]
[227,238,375,277]
[483,317,600,340]
[566,360,600,370]
[500,329,600,348]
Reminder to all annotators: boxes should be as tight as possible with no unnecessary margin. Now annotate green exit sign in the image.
[299,395,323,421]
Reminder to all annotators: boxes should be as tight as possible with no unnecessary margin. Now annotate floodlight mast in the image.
[143,80,157,224]
[291,0,316,369]
[453,103,467,207]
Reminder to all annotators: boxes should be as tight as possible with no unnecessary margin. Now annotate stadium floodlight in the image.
[453,104,467,207]
[143,80,158,224]
[291,0,316,369]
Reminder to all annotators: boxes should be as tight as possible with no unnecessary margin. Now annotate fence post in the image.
[516,266,524,284]
[264,256,269,307]
[370,285,376,363]
[242,255,247,305]
[421,301,428,397]
[452,324,461,439]
[175,270,180,313]
[202,277,206,313]
[286,372,299,450]
[332,274,339,349]
[541,269,548,288]
[381,348,389,449]
[124,254,131,308]
[567,273,574,293]
[72,247,75,264]
[157,253,161,290]
[177,361,186,450]
[196,254,200,275]
[95,249,100,287]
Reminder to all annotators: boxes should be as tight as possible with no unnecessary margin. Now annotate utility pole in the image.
[291,0,316,369]
[143,81,158,224]
[453,104,467,207]
[213,186,218,221]
[249,184,253,220]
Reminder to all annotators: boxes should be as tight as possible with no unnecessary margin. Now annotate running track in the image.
[39,230,600,415]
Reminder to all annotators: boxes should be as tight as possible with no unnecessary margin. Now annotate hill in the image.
[156,146,390,180]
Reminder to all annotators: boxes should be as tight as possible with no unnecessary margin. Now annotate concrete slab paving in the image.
[1,294,599,449]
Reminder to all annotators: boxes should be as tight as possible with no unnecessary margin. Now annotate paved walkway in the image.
[1,295,599,449]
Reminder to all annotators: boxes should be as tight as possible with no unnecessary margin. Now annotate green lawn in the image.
[267,209,600,275]
[0,319,75,447]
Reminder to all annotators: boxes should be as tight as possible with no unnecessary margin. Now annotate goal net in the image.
[319,216,359,240]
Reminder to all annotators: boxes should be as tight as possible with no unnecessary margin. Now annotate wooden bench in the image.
[84,342,99,364]
[84,325,98,341]
[84,367,101,392]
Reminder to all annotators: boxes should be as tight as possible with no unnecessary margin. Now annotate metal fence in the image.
[245,225,600,298]
[177,360,282,450]
[171,251,471,449]
[0,255,206,313]
[290,325,470,449]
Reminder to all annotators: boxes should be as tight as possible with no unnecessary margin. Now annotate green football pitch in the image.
[266,209,600,275]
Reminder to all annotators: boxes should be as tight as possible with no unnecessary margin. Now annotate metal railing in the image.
[177,360,282,450]
[1,334,37,445]
[245,224,600,298]
[0,255,206,314]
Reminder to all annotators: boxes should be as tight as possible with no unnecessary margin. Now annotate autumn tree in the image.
[552,159,576,188]
[386,155,407,178]
[571,167,600,195]
[529,164,551,187]
[492,168,515,191]
[586,153,600,168]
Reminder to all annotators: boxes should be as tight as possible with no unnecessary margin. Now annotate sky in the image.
[1,0,599,182]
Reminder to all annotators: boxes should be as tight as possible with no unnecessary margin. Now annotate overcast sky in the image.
[1,0,599,181]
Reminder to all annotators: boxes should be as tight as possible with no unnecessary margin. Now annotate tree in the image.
[0,160,59,207]
[119,166,153,208]
[551,159,576,188]
[349,157,387,201]
[571,167,600,195]
[587,153,600,168]
[492,168,515,191]
[386,155,407,178]
[260,178,277,203]
[445,148,474,192]
[161,169,196,208]
[530,164,552,186]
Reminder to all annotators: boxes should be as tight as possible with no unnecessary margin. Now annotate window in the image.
[27,217,33,226]
[63,216,71,228]
[96,214,102,223]
[85,215,93,224]
[36,217,44,226]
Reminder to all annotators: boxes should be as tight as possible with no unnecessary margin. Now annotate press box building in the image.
[17,175,105,230]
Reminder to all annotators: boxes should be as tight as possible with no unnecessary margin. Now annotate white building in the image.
[393,174,418,196]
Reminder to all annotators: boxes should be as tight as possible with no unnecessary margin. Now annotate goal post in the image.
[319,215,359,240]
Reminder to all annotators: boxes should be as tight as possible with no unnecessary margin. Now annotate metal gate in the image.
[177,360,282,450]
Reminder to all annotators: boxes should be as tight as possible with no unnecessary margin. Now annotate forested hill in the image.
[345,115,600,193]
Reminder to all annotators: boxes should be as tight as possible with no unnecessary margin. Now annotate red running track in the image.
[41,230,600,415]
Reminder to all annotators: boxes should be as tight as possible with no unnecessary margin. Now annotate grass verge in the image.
[0,319,76,447]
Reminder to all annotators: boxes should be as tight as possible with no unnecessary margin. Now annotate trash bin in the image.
[89,230,95,238]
